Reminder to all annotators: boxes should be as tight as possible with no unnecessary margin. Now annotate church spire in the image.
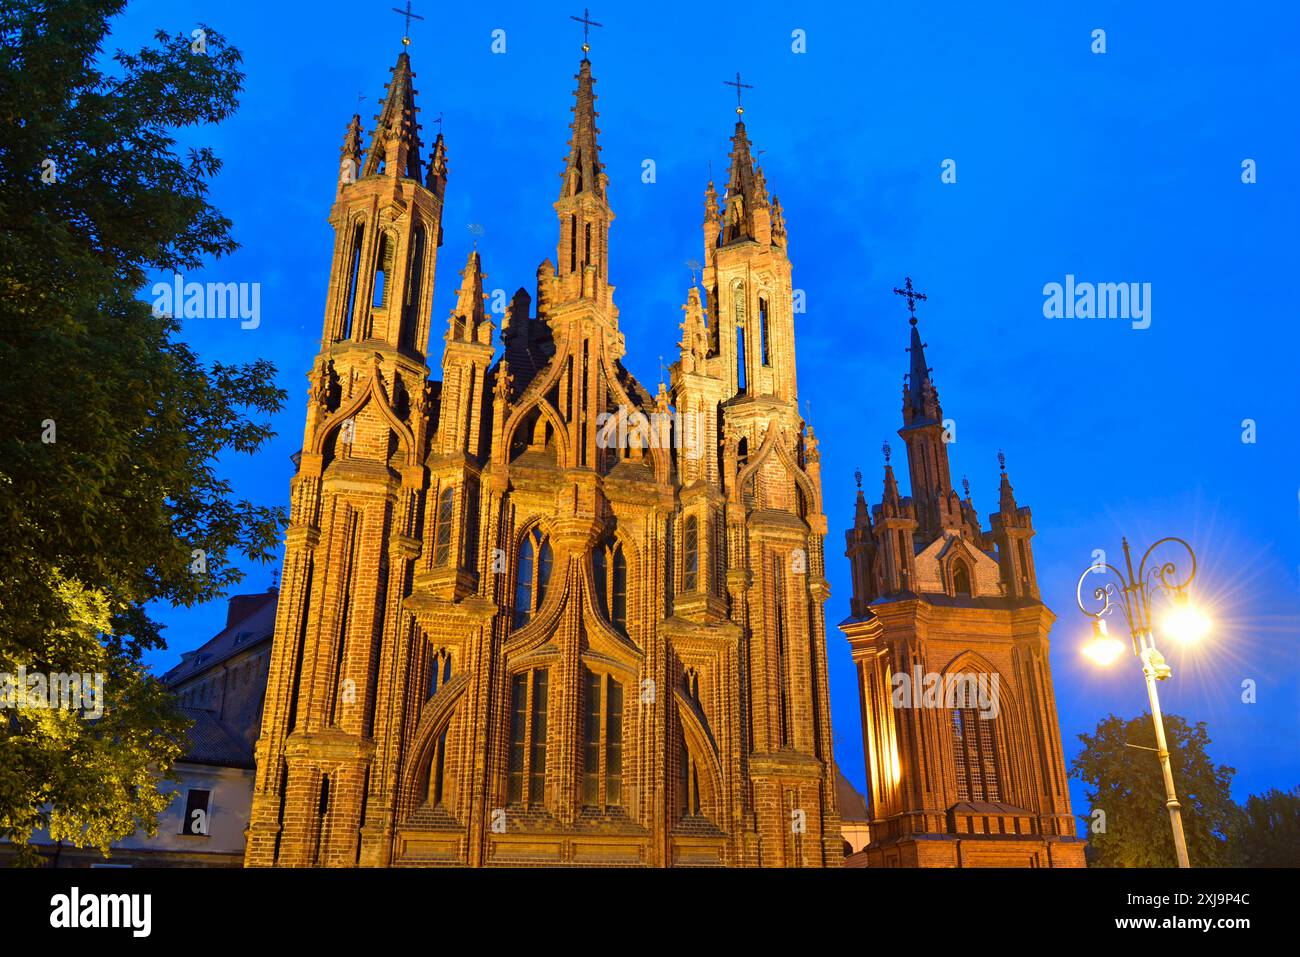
[448,249,488,343]
[895,277,941,426]
[553,43,613,296]
[362,50,423,180]
[558,56,606,204]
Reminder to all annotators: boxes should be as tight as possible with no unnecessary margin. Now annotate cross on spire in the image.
[882,441,892,465]
[724,72,753,115]
[433,111,444,136]
[391,1,424,47]
[570,7,603,54]
[893,276,927,326]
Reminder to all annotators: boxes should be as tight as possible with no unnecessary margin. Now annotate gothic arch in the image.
[502,521,566,658]
[504,396,571,466]
[400,671,469,817]
[311,365,418,467]
[673,688,724,819]
[936,650,1024,808]
[733,425,820,516]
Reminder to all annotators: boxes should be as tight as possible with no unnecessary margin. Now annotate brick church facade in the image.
[839,295,1086,867]
[245,42,842,867]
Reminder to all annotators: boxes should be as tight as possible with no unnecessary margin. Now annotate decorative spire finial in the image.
[391,1,424,47]
[882,441,892,465]
[998,449,1006,473]
[855,468,863,489]
[893,275,927,326]
[569,7,603,55]
[724,71,753,116]
[962,475,971,499]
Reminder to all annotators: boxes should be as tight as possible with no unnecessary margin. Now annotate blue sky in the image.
[109,1,1299,818]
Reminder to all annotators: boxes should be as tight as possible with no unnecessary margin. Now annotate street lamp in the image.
[1075,536,1208,869]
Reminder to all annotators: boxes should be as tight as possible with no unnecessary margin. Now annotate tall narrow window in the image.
[529,669,548,803]
[952,708,1002,802]
[582,670,624,807]
[569,216,577,272]
[372,233,391,309]
[736,326,747,393]
[513,527,552,629]
[682,516,699,592]
[774,560,790,747]
[759,297,770,365]
[582,670,602,806]
[1017,539,1031,587]
[507,669,549,806]
[678,727,701,817]
[341,224,364,340]
[428,730,448,806]
[584,222,592,267]
[400,226,425,351]
[432,486,455,567]
[592,538,628,637]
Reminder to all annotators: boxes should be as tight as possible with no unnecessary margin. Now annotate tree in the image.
[0,1,284,862]
[1071,712,1237,867]
[1230,787,1300,867]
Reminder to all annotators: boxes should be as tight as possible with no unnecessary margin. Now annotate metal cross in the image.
[724,72,753,115]
[882,441,892,464]
[893,276,927,324]
[570,8,603,53]
[392,1,424,46]
[433,111,444,136]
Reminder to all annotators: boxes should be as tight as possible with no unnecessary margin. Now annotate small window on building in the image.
[181,788,211,836]
[953,561,972,596]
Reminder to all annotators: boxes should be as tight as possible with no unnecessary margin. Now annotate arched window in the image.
[427,647,452,700]
[952,560,972,596]
[682,516,699,592]
[432,486,455,567]
[951,708,1002,802]
[592,538,628,637]
[400,225,425,351]
[341,223,364,340]
[513,526,552,629]
[759,296,770,366]
[372,232,393,310]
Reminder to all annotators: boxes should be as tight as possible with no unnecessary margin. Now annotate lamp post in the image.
[1075,536,1208,869]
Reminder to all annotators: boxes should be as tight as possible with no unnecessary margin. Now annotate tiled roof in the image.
[836,766,869,822]
[180,708,255,769]
[162,592,277,687]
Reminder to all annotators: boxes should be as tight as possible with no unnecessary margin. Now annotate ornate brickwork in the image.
[245,47,839,868]
[840,297,1086,867]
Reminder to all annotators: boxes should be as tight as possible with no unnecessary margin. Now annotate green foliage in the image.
[0,1,284,862]
[1229,787,1300,867]
[1071,712,1237,867]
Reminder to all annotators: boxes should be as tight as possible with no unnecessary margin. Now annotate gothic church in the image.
[246,38,841,867]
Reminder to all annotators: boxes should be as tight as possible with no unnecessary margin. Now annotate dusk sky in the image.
[107,0,1299,819]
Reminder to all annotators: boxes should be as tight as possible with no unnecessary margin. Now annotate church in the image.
[839,288,1086,867]
[245,31,843,867]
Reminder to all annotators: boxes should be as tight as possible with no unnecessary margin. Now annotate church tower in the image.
[839,282,1085,867]
[246,45,449,866]
[248,25,839,867]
